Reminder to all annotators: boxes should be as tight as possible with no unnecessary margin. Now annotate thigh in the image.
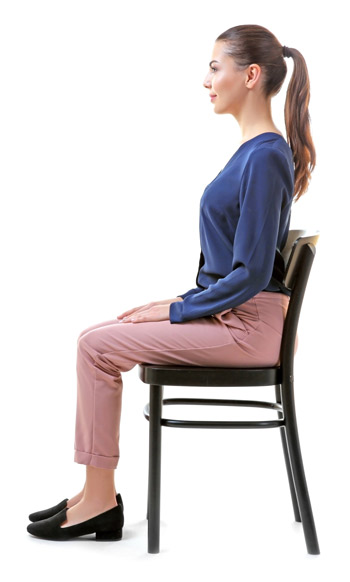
[77,292,288,371]
[77,314,239,371]
[77,318,124,343]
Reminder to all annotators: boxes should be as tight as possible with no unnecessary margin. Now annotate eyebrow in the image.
[209,60,219,67]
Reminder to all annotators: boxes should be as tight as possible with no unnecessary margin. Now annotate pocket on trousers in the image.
[212,297,262,341]
[212,308,249,342]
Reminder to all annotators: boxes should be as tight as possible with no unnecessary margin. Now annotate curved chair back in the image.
[283,230,320,288]
[280,230,320,382]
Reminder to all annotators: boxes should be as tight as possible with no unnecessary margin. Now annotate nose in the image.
[203,73,211,89]
[203,71,211,89]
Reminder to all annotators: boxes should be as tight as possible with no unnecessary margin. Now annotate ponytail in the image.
[282,46,316,200]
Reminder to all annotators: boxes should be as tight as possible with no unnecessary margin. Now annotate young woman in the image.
[27,24,316,541]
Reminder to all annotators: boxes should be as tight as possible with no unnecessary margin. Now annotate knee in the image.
[77,328,91,345]
[77,326,111,359]
[77,325,97,350]
[77,330,97,356]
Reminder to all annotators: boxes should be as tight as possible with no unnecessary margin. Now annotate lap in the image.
[76,292,289,369]
[77,315,234,355]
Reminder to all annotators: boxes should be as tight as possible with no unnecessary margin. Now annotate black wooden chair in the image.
[138,230,320,555]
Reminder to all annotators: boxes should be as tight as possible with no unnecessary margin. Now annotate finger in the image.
[122,308,150,321]
[117,308,138,318]
[117,305,147,318]
[131,306,167,323]
[130,314,153,323]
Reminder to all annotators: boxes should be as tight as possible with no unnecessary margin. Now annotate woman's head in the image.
[203,41,266,117]
[205,24,316,201]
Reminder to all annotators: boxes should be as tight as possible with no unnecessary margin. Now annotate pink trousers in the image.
[74,291,290,470]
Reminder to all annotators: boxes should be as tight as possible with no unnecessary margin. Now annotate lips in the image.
[209,94,217,98]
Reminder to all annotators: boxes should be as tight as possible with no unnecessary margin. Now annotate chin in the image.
[213,107,228,115]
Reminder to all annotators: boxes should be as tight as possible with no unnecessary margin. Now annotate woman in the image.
[27,24,316,541]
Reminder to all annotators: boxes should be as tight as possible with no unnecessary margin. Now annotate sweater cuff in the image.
[169,300,184,323]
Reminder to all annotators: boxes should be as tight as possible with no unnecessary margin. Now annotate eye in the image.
[210,66,218,72]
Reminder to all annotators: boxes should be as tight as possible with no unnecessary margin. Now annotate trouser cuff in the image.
[74,449,119,470]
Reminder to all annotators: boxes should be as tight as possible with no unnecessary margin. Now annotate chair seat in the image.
[138,363,281,387]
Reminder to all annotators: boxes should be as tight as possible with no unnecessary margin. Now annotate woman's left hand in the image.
[121,303,170,323]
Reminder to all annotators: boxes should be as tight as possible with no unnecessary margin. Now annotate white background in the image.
[1,1,349,580]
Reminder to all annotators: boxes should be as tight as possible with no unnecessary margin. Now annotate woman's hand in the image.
[117,297,183,323]
[120,303,171,323]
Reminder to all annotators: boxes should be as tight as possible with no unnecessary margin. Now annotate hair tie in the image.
[282,45,292,58]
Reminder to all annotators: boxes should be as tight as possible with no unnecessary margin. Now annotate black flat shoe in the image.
[27,503,124,541]
[28,493,123,522]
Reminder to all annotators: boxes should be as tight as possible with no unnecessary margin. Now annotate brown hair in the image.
[216,24,316,201]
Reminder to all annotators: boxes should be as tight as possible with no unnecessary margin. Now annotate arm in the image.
[177,287,203,300]
[169,147,292,323]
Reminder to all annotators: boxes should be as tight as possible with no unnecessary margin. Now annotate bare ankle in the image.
[67,488,85,508]
[81,495,117,512]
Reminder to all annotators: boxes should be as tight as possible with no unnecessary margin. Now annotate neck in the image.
[235,96,283,144]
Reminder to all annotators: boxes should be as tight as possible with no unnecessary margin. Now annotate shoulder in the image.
[245,141,291,169]
[242,140,294,185]
[239,140,294,204]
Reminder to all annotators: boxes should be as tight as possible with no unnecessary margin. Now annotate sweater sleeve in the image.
[169,147,289,323]
[177,287,204,300]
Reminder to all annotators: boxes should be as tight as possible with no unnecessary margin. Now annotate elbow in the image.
[245,265,272,292]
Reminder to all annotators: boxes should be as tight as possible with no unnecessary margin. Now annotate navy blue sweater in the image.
[169,132,294,324]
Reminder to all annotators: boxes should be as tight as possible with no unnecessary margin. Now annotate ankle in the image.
[67,488,85,508]
[81,495,117,512]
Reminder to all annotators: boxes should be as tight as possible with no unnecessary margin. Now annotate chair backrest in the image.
[282,230,320,288]
[279,230,320,377]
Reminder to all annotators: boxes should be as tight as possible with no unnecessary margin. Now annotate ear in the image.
[245,64,261,88]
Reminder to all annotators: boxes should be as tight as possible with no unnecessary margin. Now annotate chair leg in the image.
[283,382,320,555]
[147,384,163,554]
[275,385,301,522]
[279,428,302,522]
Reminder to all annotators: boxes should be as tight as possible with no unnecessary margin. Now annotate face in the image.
[203,41,261,116]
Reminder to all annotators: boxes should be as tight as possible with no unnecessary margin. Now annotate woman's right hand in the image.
[117,297,183,320]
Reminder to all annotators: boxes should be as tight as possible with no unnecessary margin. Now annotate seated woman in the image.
[27,23,316,541]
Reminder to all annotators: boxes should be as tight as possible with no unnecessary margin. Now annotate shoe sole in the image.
[27,529,123,541]
[95,528,123,541]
